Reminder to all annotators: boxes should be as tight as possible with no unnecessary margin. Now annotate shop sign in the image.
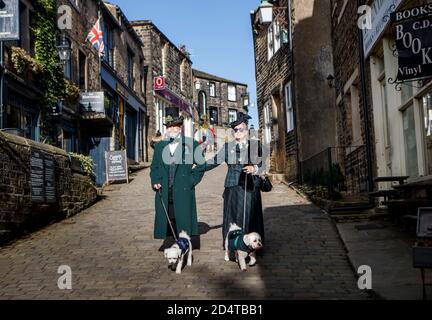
[391,5,432,81]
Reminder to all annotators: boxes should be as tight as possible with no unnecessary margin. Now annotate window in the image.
[209,82,216,97]
[344,83,361,146]
[127,49,134,88]
[78,50,87,89]
[421,92,432,175]
[162,43,168,76]
[228,109,237,124]
[209,107,218,125]
[403,105,419,177]
[198,91,207,118]
[263,102,272,145]
[228,85,236,101]
[103,23,114,67]
[267,17,289,60]
[285,82,294,132]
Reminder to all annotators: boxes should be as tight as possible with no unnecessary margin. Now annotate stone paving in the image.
[0,165,370,300]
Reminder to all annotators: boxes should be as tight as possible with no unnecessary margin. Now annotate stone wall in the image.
[330,0,377,191]
[0,132,98,245]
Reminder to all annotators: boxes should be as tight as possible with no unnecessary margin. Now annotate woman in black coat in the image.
[196,113,267,250]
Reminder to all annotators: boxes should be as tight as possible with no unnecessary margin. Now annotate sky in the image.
[115,0,261,128]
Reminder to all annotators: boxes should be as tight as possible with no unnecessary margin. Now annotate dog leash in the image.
[157,189,178,242]
[243,171,248,232]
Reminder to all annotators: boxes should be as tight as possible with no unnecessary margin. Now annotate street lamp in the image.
[258,0,273,24]
[56,35,71,63]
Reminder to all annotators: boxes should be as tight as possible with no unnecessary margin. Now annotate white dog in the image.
[164,231,193,274]
[225,223,263,271]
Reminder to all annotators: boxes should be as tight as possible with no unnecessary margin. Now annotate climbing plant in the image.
[32,0,66,145]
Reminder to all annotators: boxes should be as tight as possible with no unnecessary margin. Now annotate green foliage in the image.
[10,47,43,77]
[69,153,96,178]
[32,0,66,144]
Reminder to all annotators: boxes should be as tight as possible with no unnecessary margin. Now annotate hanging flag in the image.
[86,18,105,57]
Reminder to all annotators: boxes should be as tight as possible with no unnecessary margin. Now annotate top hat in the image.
[164,115,184,127]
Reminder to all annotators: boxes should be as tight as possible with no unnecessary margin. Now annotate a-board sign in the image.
[105,150,129,184]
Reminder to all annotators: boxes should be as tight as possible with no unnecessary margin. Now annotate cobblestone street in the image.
[0,165,369,300]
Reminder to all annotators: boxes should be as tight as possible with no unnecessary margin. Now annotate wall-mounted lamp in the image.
[327,74,341,90]
[258,0,274,24]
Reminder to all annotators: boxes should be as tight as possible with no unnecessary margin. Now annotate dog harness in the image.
[177,237,190,254]
[227,230,253,254]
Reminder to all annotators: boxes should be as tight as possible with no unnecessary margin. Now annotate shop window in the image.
[63,131,76,153]
[165,107,179,118]
[401,84,414,105]
[403,105,419,177]
[422,92,432,175]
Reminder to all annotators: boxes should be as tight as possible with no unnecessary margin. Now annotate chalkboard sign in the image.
[105,150,129,184]
[30,150,57,203]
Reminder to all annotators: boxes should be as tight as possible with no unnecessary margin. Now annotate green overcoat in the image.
[150,137,205,239]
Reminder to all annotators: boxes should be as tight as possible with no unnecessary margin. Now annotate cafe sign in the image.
[391,4,432,81]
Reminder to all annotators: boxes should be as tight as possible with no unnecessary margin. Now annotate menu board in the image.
[30,150,56,203]
[105,150,129,184]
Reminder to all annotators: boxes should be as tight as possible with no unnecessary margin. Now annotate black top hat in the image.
[230,112,252,128]
[164,115,184,127]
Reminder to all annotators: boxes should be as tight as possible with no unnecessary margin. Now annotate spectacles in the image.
[233,128,248,133]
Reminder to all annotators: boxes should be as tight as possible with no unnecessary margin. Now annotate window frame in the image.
[209,82,216,97]
[285,82,294,133]
[228,84,237,102]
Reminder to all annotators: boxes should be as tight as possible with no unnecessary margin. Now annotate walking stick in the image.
[157,189,178,241]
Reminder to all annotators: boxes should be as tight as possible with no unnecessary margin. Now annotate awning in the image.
[154,88,193,116]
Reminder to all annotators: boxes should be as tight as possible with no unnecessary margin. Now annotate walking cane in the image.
[157,189,178,242]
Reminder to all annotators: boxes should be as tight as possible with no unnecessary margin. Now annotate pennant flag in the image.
[86,18,105,57]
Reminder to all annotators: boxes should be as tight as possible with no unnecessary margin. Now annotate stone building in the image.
[1,0,148,187]
[250,0,336,182]
[1,0,44,142]
[330,0,432,194]
[192,68,249,142]
[131,20,194,160]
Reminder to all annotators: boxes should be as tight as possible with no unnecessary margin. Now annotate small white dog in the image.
[225,223,263,271]
[164,230,193,274]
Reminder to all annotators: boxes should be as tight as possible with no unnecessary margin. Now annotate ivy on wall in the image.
[32,0,66,145]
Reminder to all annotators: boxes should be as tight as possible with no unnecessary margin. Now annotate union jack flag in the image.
[86,18,105,57]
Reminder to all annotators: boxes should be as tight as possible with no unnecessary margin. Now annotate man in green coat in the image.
[150,115,205,241]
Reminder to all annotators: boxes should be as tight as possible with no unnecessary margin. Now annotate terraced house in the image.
[251,0,336,183]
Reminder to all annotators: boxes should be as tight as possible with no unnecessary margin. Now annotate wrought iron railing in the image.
[300,146,368,199]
